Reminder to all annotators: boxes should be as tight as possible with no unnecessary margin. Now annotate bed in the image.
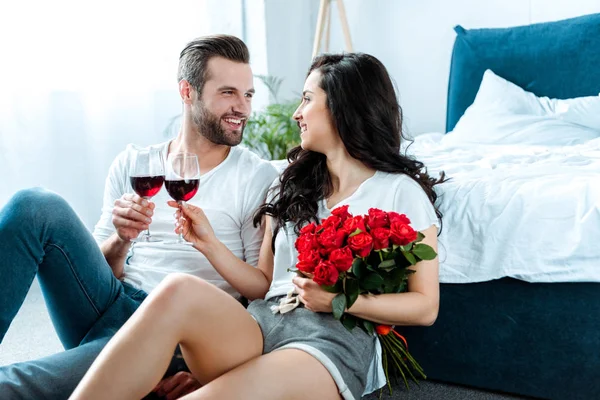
[395,13,600,400]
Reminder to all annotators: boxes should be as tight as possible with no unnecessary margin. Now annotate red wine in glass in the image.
[131,175,165,198]
[129,146,165,243]
[165,179,199,202]
[164,152,200,245]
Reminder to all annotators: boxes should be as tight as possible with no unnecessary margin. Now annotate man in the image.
[0,34,278,399]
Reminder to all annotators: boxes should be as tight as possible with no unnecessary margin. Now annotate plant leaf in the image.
[342,314,357,331]
[348,228,363,238]
[322,284,339,293]
[396,280,407,293]
[332,293,347,320]
[364,320,375,335]
[361,272,384,291]
[351,258,366,278]
[402,251,417,265]
[390,268,406,287]
[345,278,360,309]
[412,243,437,260]
[378,259,396,270]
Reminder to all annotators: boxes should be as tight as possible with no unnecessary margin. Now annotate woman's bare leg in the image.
[69,273,263,400]
[180,349,342,400]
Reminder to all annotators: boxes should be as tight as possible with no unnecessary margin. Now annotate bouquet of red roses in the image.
[293,205,437,390]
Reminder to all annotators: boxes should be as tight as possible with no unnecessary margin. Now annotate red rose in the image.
[347,232,373,258]
[296,249,321,273]
[371,228,391,250]
[321,215,342,229]
[313,260,339,286]
[375,324,392,335]
[318,226,346,249]
[341,215,367,235]
[319,246,333,258]
[328,246,354,272]
[389,221,417,246]
[367,208,389,229]
[388,212,411,225]
[331,205,352,222]
[295,233,319,253]
[300,222,317,235]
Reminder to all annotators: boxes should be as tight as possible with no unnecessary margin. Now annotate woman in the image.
[70,53,445,400]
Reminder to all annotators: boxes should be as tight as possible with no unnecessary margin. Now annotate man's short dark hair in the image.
[177,34,250,96]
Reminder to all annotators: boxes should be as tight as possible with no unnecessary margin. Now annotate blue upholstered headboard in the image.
[445,13,600,133]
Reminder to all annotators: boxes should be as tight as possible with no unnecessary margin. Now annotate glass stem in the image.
[178,200,184,242]
[144,197,151,238]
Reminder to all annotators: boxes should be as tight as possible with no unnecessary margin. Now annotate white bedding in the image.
[407,133,600,283]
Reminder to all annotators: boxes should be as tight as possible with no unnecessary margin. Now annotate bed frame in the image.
[400,14,600,400]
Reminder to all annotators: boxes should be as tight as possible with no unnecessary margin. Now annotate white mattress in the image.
[406,133,600,283]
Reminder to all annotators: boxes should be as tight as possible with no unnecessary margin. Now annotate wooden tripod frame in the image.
[312,0,353,58]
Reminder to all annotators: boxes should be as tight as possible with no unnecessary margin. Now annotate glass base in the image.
[162,238,194,246]
[132,235,162,243]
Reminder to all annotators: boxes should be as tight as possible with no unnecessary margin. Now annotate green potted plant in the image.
[241,75,300,161]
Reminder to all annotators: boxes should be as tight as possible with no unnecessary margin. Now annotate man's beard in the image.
[192,102,245,146]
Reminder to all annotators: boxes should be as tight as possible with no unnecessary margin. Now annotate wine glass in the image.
[163,152,200,245]
[129,146,165,242]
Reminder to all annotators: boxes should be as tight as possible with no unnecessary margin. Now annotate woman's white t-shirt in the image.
[264,170,440,394]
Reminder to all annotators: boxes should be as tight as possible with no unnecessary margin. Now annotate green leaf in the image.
[364,320,375,335]
[383,278,396,294]
[400,243,413,252]
[378,259,396,270]
[412,243,437,260]
[396,280,407,293]
[348,228,363,238]
[332,293,347,320]
[390,268,406,285]
[417,231,425,242]
[341,314,357,331]
[351,258,366,279]
[361,272,384,291]
[402,251,417,265]
[345,278,360,309]
[240,93,301,160]
[322,284,339,293]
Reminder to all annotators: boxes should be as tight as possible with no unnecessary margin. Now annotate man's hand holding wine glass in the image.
[112,194,155,242]
[127,146,165,242]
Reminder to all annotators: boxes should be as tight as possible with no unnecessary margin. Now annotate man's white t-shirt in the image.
[93,141,278,297]
[264,170,440,394]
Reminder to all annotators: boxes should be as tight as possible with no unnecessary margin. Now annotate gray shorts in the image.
[247,297,376,400]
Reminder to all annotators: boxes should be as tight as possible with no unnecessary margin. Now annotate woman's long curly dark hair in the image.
[254,53,446,250]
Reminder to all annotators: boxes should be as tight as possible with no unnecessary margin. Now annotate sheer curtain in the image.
[0,0,248,228]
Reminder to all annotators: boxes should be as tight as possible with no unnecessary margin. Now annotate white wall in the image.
[0,0,259,228]
[1,0,599,229]
[265,0,600,135]
[263,0,320,101]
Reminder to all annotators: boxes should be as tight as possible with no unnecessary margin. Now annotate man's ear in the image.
[179,80,194,105]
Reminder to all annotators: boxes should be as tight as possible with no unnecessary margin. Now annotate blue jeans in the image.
[0,188,147,399]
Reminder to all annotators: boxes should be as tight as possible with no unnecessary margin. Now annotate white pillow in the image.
[443,70,600,146]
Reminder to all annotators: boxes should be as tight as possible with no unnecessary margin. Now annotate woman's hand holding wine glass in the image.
[168,201,217,252]
[164,152,201,245]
